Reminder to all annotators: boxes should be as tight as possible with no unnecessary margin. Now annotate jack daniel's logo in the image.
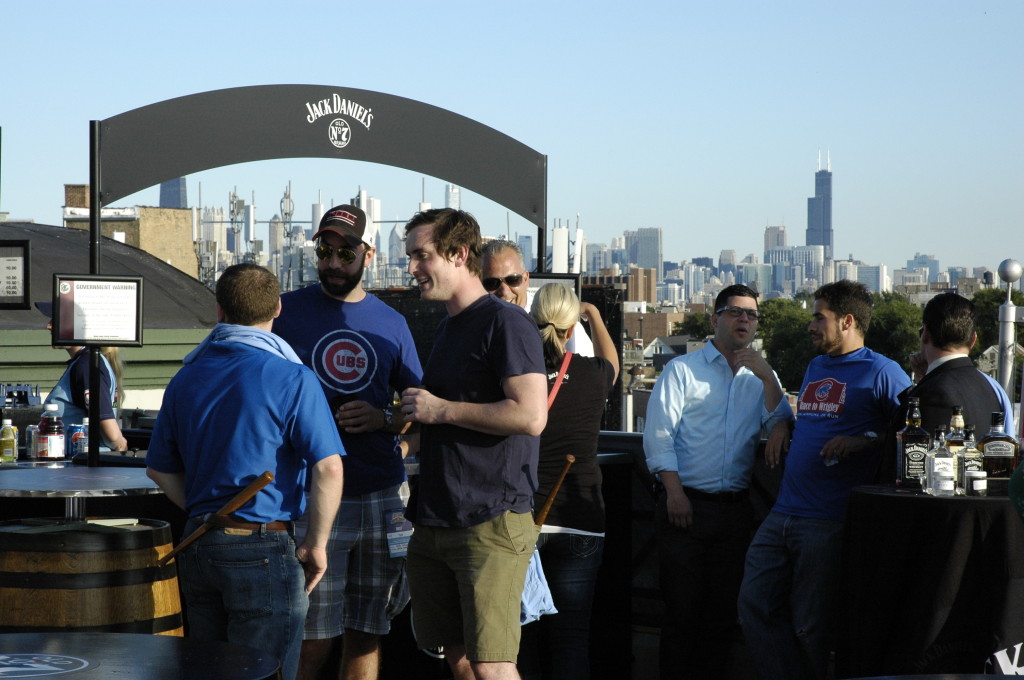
[305,94,374,129]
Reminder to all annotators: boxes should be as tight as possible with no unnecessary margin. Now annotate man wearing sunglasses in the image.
[644,284,792,680]
[480,240,594,356]
[273,204,423,680]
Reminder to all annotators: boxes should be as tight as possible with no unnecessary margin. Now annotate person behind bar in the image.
[36,301,128,451]
[401,208,548,680]
[273,204,423,680]
[738,280,910,680]
[643,284,792,680]
[517,282,619,680]
[146,263,345,680]
[903,292,1013,438]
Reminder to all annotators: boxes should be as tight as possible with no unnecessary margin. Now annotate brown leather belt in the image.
[207,515,292,532]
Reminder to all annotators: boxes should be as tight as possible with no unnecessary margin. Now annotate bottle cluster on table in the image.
[896,399,1020,497]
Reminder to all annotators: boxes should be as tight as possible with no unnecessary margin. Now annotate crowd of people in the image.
[40,202,1010,680]
[643,281,1014,680]
[138,205,617,680]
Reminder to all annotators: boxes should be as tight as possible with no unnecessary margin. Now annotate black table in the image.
[0,633,279,679]
[837,485,1024,677]
[0,463,161,521]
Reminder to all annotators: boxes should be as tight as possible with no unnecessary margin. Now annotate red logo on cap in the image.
[326,210,358,226]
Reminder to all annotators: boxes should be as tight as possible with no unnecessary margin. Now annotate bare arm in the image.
[146,468,187,509]
[731,349,785,412]
[580,302,620,384]
[100,418,128,451]
[295,453,344,594]
[401,372,548,437]
[658,470,693,529]
[334,401,413,435]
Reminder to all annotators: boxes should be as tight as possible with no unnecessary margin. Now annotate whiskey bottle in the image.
[958,424,984,495]
[926,426,955,496]
[947,406,966,455]
[979,411,1020,479]
[896,397,930,490]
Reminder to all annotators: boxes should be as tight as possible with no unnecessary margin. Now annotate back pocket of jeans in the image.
[207,556,274,620]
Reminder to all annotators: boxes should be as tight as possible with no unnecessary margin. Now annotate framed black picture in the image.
[50,274,144,347]
[0,240,31,310]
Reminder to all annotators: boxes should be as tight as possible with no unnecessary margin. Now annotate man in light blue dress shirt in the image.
[643,284,793,680]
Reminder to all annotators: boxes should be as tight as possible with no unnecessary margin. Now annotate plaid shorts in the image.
[296,481,410,638]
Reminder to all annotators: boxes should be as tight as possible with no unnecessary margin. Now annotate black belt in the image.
[682,486,749,503]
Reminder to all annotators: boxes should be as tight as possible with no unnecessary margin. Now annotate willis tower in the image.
[806,151,833,259]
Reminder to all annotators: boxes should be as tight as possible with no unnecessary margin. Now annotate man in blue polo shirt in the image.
[147,263,344,680]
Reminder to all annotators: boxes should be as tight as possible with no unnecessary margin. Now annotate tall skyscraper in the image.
[806,151,833,259]
[159,178,188,209]
[445,183,461,210]
[906,253,940,282]
[625,227,663,282]
[718,249,737,279]
[764,225,787,260]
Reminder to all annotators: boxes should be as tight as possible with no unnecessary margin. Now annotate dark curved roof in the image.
[0,222,216,331]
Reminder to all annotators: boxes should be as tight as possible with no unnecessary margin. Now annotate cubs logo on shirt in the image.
[798,377,846,417]
[312,329,378,394]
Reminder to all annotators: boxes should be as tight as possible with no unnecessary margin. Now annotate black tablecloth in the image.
[837,485,1024,677]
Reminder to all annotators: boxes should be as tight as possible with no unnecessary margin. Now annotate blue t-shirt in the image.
[408,294,545,528]
[273,286,423,495]
[146,342,344,522]
[775,347,911,522]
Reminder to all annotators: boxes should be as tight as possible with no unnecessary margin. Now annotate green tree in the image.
[673,312,712,339]
[971,287,1024,359]
[761,300,814,392]
[865,291,921,373]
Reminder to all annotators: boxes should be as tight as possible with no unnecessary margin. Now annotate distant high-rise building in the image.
[389,224,405,266]
[857,264,888,293]
[632,228,663,282]
[907,253,940,282]
[159,178,188,209]
[445,183,461,210]
[718,250,737,278]
[518,235,535,271]
[764,225,787,260]
[793,245,826,284]
[692,257,714,270]
[806,152,833,259]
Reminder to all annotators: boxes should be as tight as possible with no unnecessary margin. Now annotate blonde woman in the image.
[525,283,619,680]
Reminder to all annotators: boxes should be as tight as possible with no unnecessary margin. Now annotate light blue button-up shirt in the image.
[643,341,793,493]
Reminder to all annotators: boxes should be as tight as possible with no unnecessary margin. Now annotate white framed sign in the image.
[51,274,143,347]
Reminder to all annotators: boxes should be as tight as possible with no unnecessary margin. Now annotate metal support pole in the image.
[88,121,102,468]
[998,298,1017,397]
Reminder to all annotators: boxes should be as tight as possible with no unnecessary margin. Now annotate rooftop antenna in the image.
[817,148,821,171]
[827,148,832,172]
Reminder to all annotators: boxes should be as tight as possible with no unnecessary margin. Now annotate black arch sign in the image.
[97,84,547,230]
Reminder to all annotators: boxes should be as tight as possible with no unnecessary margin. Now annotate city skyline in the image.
[1,2,1021,274]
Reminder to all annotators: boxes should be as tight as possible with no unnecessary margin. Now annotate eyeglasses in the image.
[716,306,762,321]
[482,273,525,292]
[314,244,359,264]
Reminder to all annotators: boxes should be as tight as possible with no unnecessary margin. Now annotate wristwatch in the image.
[381,407,393,430]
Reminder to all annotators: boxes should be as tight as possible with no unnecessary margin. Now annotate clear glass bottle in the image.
[897,397,930,490]
[927,426,955,496]
[947,406,966,455]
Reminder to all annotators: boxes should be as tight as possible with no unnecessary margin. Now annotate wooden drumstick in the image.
[158,471,274,566]
[535,455,575,527]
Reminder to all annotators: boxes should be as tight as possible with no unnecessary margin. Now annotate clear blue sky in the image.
[2,1,1022,276]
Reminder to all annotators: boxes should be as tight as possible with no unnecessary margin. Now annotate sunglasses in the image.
[482,273,525,292]
[715,305,762,321]
[314,244,359,264]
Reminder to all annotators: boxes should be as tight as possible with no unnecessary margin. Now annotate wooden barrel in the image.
[0,517,183,635]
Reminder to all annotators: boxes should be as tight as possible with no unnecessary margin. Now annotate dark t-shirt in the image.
[407,295,545,528]
[69,349,116,421]
[537,353,616,534]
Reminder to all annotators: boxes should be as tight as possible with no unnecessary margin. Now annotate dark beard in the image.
[318,259,365,299]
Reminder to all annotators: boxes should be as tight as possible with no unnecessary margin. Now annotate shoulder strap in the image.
[547,352,573,410]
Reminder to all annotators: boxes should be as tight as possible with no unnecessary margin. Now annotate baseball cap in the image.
[34,301,53,318]
[312,204,367,246]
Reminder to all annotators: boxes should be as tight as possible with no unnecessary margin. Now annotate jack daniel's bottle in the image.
[979,412,1020,479]
[897,397,930,490]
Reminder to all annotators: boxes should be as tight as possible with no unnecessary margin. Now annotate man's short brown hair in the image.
[216,263,280,325]
[405,208,482,277]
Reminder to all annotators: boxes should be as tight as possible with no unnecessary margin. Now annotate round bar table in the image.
[0,632,279,679]
[0,463,161,522]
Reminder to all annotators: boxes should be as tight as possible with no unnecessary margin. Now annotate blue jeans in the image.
[737,511,844,680]
[177,517,308,680]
